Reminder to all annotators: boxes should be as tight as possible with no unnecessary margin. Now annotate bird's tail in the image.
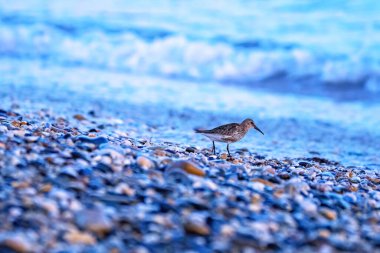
[194,128,208,133]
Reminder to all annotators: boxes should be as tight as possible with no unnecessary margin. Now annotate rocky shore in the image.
[0,106,380,253]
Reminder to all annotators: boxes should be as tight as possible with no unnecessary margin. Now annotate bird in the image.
[195,118,264,157]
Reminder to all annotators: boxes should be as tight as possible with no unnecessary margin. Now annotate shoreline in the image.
[2,78,380,170]
[1,102,380,252]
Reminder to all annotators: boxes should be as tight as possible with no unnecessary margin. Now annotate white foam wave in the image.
[1,24,380,91]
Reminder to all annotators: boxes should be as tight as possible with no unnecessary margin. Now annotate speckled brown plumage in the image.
[195,118,264,156]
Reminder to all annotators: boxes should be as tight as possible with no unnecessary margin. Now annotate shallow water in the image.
[1,1,380,169]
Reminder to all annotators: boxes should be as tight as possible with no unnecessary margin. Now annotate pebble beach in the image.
[1,86,380,253]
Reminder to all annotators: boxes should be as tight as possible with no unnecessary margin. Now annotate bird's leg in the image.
[212,141,216,155]
[227,144,231,157]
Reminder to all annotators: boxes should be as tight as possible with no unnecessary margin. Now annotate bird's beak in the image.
[254,125,264,135]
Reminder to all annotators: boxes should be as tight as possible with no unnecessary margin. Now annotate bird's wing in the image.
[211,123,240,136]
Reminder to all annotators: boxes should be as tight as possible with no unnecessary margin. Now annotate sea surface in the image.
[1,0,379,169]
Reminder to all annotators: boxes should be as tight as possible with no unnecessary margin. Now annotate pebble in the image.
[39,183,52,193]
[73,114,87,121]
[320,208,337,220]
[137,156,155,170]
[279,172,291,180]
[64,230,96,245]
[11,120,27,128]
[164,168,192,185]
[0,234,33,253]
[298,161,311,167]
[350,176,361,183]
[185,147,197,153]
[75,209,113,236]
[0,109,7,119]
[25,136,39,143]
[123,139,133,146]
[321,171,335,179]
[300,200,317,214]
[93,162,114,173]
[59,167,78,179]
[167,161,205,177]
[0,125,8,133]
[184,221,210,236]
[251,178,275,187]
[220,153,228,160]
[220,224,235,237]
[76,135,108,146]
[154,148,167,156]
[115,183,135,196]
[39,199,59,217]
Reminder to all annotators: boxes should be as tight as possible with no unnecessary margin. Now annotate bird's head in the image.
[242,118,264,135]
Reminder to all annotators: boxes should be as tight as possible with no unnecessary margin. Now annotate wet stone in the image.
[312,157,332,164]
[63,133,72,139]
[0,234,33,253]
[11,120,28,128]
[279,172,291,180]
[298,161,311,167]
[350,176,361,183]
[73,114,87,121]
[0,109,7,118]
[64,230,96,245]
[71,150,89,161]
[320,208,337,220]
[321,171,335,179]
[75,208,113,237]
[154,148,167,156]
[164,168,192,185]
[58,167,78,179]
[137,156,155,170]
[300,200,318,214]
[220,153,228,160]
[25,136,39,143]
[0,125,8,133]
[185,147,197,153]
[98,145,124,157]
[88,177,104,189]
[93,162,114,173]
[76,135,108,146]
[184,217,210,236]
[123,139,133,146]
[39,183,53,193]
[166,161,205,177]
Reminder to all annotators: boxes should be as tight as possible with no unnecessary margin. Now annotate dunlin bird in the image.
[195,118,264,157]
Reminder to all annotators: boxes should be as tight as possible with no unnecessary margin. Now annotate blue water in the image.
[1,1,380,168]
[1,0,380,94]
